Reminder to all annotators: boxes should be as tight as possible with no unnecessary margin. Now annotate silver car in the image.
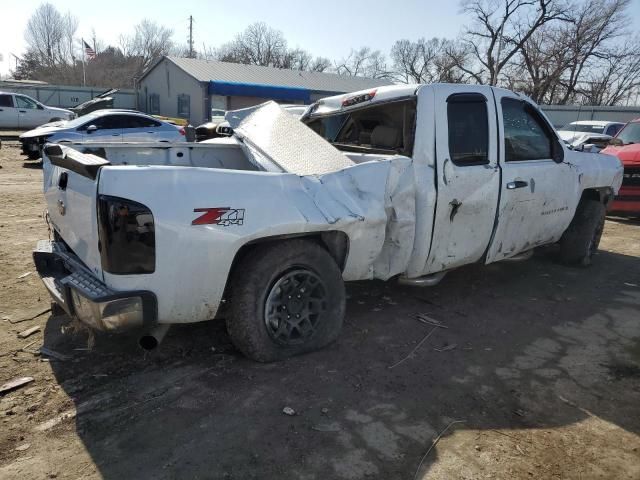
[19,109,186,159]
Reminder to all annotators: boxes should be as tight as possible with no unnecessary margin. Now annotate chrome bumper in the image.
[33,240,157,332]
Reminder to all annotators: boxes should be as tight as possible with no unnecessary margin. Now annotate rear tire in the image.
[559,199,606,266]
[226,239,345,362]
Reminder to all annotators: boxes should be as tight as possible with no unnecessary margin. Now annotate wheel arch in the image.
[217,231,349,318]
[580,186,614,207]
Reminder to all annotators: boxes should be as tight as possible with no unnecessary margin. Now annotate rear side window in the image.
[501,98,553,161]
[305,99,417,156]
[90,115,125,130]
[447,93,489,166]
[0,94,13,107]
[120,115,161,129]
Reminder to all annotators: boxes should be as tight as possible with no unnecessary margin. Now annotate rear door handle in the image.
[111,134,120,136]
[19,110,26,113]
[506,180,528,190]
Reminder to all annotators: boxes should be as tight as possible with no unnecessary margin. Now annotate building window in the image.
[149,94,160,115]
[177,94,190,119]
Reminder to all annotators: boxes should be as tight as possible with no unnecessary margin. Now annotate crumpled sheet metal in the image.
[299,157,417,281]
[227,101,418,281]
[226,101,354,176]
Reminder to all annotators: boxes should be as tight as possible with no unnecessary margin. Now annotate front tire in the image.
[226,239,345,362]
[559,199,606,266]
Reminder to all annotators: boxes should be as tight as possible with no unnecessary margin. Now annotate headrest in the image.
[371,125,400,149]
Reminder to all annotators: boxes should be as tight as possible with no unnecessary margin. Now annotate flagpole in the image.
[81,38,86,87]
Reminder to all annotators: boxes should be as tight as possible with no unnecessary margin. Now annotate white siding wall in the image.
[139,59,207,125]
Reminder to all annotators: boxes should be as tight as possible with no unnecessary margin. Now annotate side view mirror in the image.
[608,137,623,146]
[86,125,98,133]
[37,104,44,110]
[552,140,565,163]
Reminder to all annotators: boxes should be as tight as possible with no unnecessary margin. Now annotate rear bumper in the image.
[33,240,157,332]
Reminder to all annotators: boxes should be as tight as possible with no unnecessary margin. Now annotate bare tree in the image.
[24,3,78,67]
[213,22,330,73]
[554,0,631,103]
[461,0,571,85]
[577,38,640,105]
[216,22,288,67]
[119,19,174,74]
[391,37,473,83]
[334,47,391,79]
[509,0,635,104]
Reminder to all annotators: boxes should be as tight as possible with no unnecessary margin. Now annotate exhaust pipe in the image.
[139,324,170,350]
[398,271,447,287]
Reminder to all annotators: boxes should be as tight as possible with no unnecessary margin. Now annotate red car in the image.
[601,118,640,216]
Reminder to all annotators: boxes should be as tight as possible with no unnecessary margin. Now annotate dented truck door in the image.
[424,85,500,273]
[485,90,579,263]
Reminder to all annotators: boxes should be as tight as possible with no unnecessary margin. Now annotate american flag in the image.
[83,40,96,60]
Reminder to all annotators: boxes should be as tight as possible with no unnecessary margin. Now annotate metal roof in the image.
[145,56,392,94]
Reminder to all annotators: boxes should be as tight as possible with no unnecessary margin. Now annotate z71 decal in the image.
[192,208,245,226]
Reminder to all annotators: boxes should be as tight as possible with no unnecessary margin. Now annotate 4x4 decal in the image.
[192,208,245,226]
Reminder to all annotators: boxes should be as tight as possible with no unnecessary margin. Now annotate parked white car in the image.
[34,84,622,362]
[0,91,74,129]
[557,120,625,146]
[19,109,186,159]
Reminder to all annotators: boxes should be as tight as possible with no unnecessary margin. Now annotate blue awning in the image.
[208,81,311,103]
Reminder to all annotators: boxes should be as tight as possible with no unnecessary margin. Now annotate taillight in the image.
[97,195,155,274]
[179,127,185,136]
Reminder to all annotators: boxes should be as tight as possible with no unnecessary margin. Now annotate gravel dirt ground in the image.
[1,140,639,480]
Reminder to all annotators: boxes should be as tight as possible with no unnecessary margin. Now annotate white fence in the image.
[0,81,136,110]
[540,105,640,128]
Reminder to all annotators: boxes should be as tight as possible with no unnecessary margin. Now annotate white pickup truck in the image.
[33,84,623,361]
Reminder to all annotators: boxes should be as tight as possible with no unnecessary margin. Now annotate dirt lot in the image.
[1,140,639,480]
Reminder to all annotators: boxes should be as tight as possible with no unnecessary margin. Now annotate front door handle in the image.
[111,134,120,136]
[19,110,26,113]
[506,180,528,190]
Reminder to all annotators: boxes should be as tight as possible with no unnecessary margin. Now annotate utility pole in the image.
[188,16,194,58]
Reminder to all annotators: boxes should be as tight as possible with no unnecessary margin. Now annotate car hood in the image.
[19,122,69,139]
[46,106,73,115]
[557,130,599,142]
[600,144,640,166]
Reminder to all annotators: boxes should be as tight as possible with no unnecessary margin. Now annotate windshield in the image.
[304,99,417,156]
[616,122,640,145]
[561,123,605,134]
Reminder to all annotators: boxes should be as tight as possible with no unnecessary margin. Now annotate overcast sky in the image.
[1,0,640,77]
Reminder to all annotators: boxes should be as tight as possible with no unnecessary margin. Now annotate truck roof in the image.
[308,84,421,117]
[567,120,624,127]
